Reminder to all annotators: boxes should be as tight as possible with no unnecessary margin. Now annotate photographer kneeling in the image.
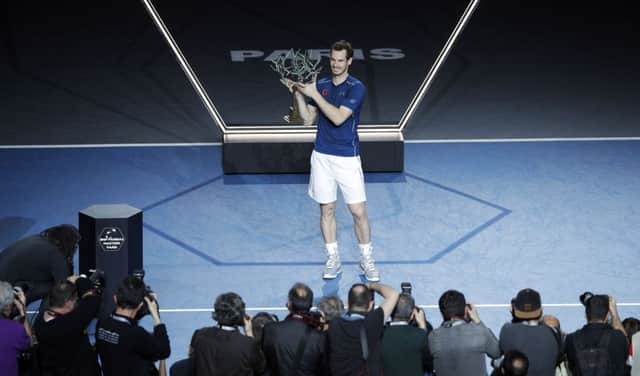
[34,275,102,376]
[96,276,170,376]
[0,281,33,376]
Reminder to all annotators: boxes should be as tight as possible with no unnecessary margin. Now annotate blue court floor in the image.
[1,141,639,367]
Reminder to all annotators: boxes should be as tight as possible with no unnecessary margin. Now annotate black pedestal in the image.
[78,204,142,317]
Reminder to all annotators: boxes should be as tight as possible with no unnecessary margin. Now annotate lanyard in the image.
[110,313,133,325]
[343,312,366,321]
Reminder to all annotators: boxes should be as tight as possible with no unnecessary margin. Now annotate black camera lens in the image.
[579,292,594,306]
[132,269,145,280]
[401,282,412,295]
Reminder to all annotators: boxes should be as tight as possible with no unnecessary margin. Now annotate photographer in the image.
[382,293,433,376]
[262,282,329,376]
[33,276,101,376]
[0,225,80,305]
[565,293,628,376]
[428,290,500,376]
[0,281,33,376]
[328,282,399,376]
[498,288,561,376]
[190,292,265,375]
[96,276,170,376]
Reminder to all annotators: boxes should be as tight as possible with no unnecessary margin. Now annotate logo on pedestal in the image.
[98,227,126,252]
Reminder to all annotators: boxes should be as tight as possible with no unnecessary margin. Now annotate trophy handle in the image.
[286,96,303,124]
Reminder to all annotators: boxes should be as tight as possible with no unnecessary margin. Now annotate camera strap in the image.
[360,325,369,360]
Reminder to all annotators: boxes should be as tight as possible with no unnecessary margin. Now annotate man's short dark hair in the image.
[348,283,372,313]
[213,292,246,326]
[392,293,415,321]
[623,317,640,341]
[585,294,609,322]
[115,276,146,309]
[502,350,529,376]
[48,280,77,308]
[331,40,353,59]
[438,290,466,321]
[251,312,278,344]
[317,295,344,322]
[288,282,313,313]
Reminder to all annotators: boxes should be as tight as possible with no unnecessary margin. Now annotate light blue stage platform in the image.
[1,141,638,367]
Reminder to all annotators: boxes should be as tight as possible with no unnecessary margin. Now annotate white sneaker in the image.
[360,254,380,282]
[323,254,342,279]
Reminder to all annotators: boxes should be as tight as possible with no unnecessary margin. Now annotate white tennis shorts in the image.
[308,150,366,204]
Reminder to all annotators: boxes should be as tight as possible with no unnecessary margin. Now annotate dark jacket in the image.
[566,322,628,376]
[499,322,562,376]
[0,235,71,303]
[96,313,170,376]
[190,326,266,376]
[262,316,329,376]
[382,322,433,376]
[34,295,102,376]
[328,308,386,376]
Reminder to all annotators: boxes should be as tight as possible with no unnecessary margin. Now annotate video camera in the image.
[131,269,157,320]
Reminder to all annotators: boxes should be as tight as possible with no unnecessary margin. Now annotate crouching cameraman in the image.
[33,275,102,376]
[0,281,33,376]
[96,275,170,376]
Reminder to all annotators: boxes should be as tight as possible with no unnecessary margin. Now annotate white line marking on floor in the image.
[26,302,640,315]
[155,302,640,313]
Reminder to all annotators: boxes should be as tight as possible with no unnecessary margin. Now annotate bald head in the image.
[348,283,373,313]
[288,283,313,313]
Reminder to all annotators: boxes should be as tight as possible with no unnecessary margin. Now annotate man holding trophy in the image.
[279,40,380,282]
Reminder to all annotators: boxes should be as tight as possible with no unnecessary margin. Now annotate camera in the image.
[131,269,156,320]
[5,285,29,320]
[579,292,594,306]
[579,291,608,307]
[86,269,106,295]
[401,282,412,295]
[305,310,325,331]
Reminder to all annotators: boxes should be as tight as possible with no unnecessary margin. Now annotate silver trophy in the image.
[270,49,322,124]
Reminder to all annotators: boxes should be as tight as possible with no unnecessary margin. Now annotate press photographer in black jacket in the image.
[96,276,170,376]
[262,282,329,376]
[33,275,102,376]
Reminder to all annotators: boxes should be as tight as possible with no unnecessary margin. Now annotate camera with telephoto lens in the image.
[401,282,412,295]
[131,269,157,320]
[86,269,106,295]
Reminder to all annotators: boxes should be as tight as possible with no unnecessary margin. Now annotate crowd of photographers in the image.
[164,283,639,376]
[1,225,640,376]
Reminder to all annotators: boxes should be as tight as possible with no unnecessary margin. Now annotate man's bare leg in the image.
[320,202,337,244]
[320,202,341,279]
[348,201,379,281]
[347,201,370,244]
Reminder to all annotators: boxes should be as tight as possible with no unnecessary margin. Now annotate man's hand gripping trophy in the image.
[270,49,322,124]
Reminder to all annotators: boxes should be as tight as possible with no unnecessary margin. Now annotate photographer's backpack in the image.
[574,329,613,376]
